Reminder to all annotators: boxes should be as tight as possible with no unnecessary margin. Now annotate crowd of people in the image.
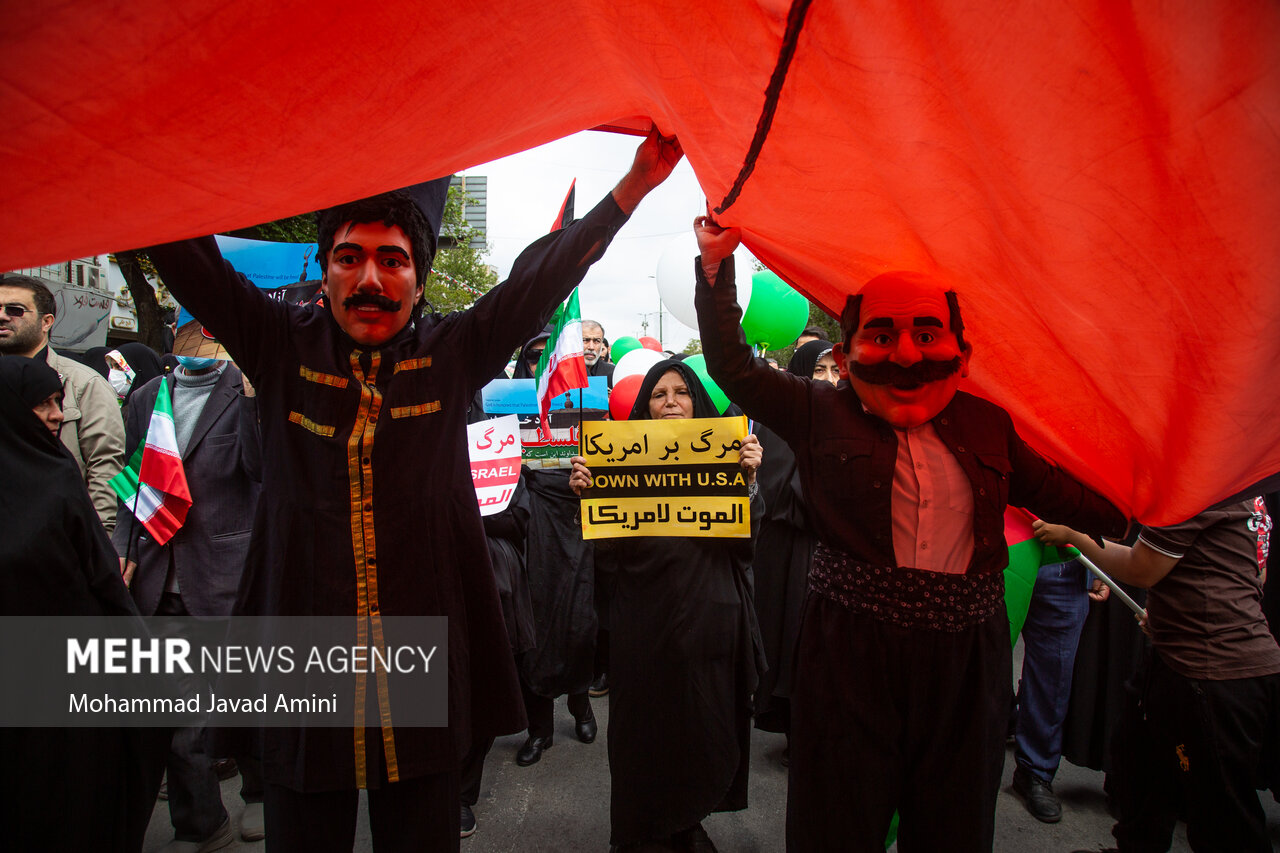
[2,128,1277,853]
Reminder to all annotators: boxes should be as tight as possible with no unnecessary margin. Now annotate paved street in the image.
[143,685,1280,852]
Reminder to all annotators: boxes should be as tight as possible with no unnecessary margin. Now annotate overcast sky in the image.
[471,130,752,354]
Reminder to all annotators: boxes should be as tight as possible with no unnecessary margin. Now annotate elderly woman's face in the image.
[648,369,694,420]
[32,391,64,434]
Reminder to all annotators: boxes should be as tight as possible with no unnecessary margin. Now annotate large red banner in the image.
[3,1,1277,523]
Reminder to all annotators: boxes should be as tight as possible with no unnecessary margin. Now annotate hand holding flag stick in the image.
[1032,518,1147,619]
[1074,552,1147,619]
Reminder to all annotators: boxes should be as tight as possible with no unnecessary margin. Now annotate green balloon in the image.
[611,336,642,364]
[742,270,809,349]
[682,354,730,414]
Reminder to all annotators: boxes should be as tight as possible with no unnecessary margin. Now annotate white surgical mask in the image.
[104,349,135,400]
[108,368,132,398]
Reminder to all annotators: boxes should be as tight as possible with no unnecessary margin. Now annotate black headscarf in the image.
[0,358,135,616]
[786,339,833,378]
[115,342,165,393]
[628,359,719,421]
[80,346,111,378]
[512,328,552,380]
[0,366,170,849]
[0,355,63,412]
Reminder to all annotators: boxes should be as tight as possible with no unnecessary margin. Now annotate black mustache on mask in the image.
[343,293,403,312]
[851,356,961,389]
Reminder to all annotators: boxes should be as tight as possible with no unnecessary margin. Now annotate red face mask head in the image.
[321,220,422,346]
[834,272,971,429]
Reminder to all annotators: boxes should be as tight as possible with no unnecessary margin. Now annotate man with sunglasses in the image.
[0,275,125,532]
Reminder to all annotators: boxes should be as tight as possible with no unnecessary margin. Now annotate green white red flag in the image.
[108,379,191,545]
[534,287,589,441]
[1003,505,1078,643]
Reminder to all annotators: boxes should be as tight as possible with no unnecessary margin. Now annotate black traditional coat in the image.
[149,194,631,791]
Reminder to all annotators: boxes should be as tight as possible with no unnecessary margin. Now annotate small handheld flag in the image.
[534,288,589,441]
[108,380,191,544]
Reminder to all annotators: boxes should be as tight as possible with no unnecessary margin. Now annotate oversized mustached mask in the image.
[838,272,971,429]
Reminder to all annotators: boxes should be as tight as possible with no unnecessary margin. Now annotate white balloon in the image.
[612,347,668,384]
[654,232,752,333]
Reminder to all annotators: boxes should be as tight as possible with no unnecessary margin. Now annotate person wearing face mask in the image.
[569,359,765,853]
[750,339,836,756]
[692,216,1128,853]
[0,275,126,533]
[105,342,165,404]
[112,322,265,850]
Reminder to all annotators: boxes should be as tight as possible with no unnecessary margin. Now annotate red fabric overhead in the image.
[3,1,1278,525]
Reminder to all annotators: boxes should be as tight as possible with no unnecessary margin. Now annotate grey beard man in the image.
[582,320,607,367]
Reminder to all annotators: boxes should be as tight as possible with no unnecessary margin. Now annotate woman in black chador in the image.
[0,357,168,851]
[571,359,765,853]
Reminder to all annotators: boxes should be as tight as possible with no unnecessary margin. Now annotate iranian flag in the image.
[534,287,589,441]
[1003,505,1078,643]
[108,379,191,545]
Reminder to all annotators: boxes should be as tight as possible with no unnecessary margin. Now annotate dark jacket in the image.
[695,256,1127,575]
[587,357,614,384]
[148,192,631,791]
[112,366,261,619]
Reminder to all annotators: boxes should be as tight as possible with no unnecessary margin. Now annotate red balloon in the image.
[609,374,645,421]
[638,336,663,352]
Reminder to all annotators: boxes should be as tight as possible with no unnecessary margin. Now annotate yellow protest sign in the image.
[579,416,750,539]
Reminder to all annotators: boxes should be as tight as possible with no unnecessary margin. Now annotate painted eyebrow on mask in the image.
[332,242,411,260]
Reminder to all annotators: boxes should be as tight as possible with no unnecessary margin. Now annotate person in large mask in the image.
[141,131,682,849]
[691,215,1127,853]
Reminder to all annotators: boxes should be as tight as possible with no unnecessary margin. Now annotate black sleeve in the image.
[236,385,263,484]
[148,237,290,380]
[482,473,530,544]
[1007,417,1127,539]
[693,255,812,444]
[444,193,631,397]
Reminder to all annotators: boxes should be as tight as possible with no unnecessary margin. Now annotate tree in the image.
[768,301,841,368]
[422,184,498,314]
[682,338,702,355]
[112,250,169,352]
[224,212,318,244]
